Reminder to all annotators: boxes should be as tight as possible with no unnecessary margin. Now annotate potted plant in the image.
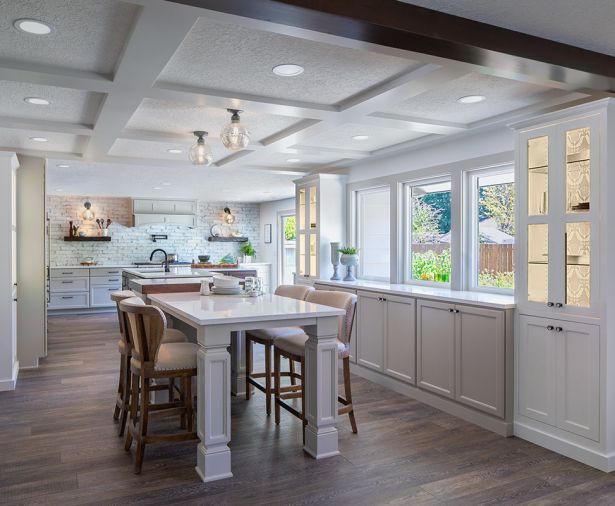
[338,246,359,281]
[239,242,256,263]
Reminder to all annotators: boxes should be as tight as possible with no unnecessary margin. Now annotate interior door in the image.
[416,299,455,398]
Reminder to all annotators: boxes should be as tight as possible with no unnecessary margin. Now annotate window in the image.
[471,168,515,291]
[280,214,296,285]
[407,180,451,283]
[356,187,390,280]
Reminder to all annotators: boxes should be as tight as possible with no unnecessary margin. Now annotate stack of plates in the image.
[211,286,242,295]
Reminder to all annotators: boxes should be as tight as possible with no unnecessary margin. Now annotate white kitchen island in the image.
[148,291,345,483]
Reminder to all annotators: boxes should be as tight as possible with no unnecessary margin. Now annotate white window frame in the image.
[403,175,453,287]
[353,185,391,281]
[465,163,515,295]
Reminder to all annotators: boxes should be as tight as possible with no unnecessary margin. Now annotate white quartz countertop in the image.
[123,267,259,279]
[149,292,344,326]
[50,265,133,269]
[129,277,212,288]
[314,279,515,309]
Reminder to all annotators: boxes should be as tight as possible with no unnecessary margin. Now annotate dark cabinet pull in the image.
[107,271,120,274]
[547,302,554,307]
[62,281,73,284]
[61,272,73,274]
[555,327,563,332]
[555,302,563,308]
[449,308,454,312]
[547,325,554,331]
[62,296,74,299]
[108,278,119,282]
[13,298,17,302]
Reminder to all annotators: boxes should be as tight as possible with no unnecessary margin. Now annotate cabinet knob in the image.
[449,308,455,312]
[555,327,563,332]
[555,302,563,308]
[13,298,17,302]
[547,302,554,307]
[547,325,554,331]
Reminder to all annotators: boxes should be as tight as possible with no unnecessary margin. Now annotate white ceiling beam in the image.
[0,117,93,136]
[363,113,467,135]
[118,128,265,146]
[283,145,369,160]
[83,4,198,159]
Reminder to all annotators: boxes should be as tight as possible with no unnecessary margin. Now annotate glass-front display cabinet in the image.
[517,113,599,317]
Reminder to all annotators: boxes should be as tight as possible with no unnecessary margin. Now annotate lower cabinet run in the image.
[518,314,599,441]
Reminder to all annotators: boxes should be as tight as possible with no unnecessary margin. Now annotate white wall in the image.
[348,126,514,182]
[259,198,295,289]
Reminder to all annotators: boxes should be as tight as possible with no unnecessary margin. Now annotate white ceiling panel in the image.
[46,159,297,202]
[256,151,345,169]
[0,0,139,74]
[384,73,568,124]
[126,99,301,142]
[0,81,103,124]
[0,127,83,153]
[109,138,229,163]
[299,123,427,152]
[398,0,615,56]
[157,17,419,106]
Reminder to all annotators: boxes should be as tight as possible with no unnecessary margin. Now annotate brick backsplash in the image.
[47,195,261,266]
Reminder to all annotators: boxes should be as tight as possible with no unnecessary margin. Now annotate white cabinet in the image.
[356,291,416,383]
[518,315,599,441]
[294,174,345,283]
[90,285,120,307]
[50,277,89,293]
[48,267,121,310]
[417,300,455,398]
[417,300,506,416]
[132,214,196,227]
[132,199,197,228]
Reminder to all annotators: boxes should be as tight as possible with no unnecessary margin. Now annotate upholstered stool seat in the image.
[275,333,350,359]
[153,342,199,371]
[248,327,301,341]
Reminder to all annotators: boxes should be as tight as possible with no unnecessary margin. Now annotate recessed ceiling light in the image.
[152,187,162,190]
[24,97,50,106]
[55,188,63,192]
[14,19,52,35]
[30,136,48,142]
[56,164,70,168]
[457,95,486,104]
[286,158,301,163]
[272,64,304,77]
[162,182,171,186]
[167,148,183,154]
[352,135,369,141]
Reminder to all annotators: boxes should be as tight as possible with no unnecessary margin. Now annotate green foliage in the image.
[338,246,358,255]
[411,248,451,282]
[411,198,442,243]
[418,191,451,235]
[479,183,515,235]
[240,241,256,257]
[284,216,296,241]
[478,270,514,289]
[218,253,236,264]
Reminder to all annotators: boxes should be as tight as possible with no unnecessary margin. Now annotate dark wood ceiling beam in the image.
[167,0,615,93]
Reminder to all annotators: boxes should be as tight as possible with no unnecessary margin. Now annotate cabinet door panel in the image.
[518,315,557,425]
[90,285,120,307]
[455,306,505,417]
[357,292,384,371]
[417,300,455,398]
[151,201,173,214]
[165,214,195,227]
[556,322,599,440]
[385,296,416,384]
[173,201,195,214]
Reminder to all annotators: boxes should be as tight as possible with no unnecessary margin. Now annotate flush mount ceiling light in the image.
[14,18,52,35]
[167,148,183,154]
[220,109,250,151]
[30,136,48,142]
[272,64,304,77]
[189,131,213,166]
[223,207,236,224]
[457,95,486,104]
[286,158,301,163]
[352,135,369,141]
[152,187,162,190]
[56,163,70,168]
[24,97,50,105]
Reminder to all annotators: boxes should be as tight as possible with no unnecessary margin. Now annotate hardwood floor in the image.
[1,313,614,505]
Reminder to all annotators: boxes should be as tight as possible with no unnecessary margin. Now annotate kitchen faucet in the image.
[150,248,170,272]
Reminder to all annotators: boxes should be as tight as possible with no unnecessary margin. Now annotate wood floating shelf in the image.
[207,236,249,242]
[64,236,111,242]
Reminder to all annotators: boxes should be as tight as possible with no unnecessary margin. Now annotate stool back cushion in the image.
[119,297,166,364]
[275,284,314,300]
[306,291,357,345]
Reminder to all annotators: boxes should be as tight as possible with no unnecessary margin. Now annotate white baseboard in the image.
[0,360,19,391]
[349,362,512,437]
[514,421,615,472]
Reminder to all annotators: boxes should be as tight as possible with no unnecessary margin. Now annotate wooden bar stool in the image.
[274,291,358,435]
[111,291,188,438]
[245,284,314,415]
[120,297,199,474]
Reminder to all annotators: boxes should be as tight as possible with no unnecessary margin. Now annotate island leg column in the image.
[230,331,247,396]
[195,326,233,482]
[303,315,340,459]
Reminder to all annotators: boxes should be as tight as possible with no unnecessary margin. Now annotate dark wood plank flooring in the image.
[1,313,614,505]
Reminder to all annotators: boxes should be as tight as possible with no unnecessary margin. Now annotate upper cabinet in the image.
[516,108,602,318]
[132,199,197,228]
[294,174,345,283]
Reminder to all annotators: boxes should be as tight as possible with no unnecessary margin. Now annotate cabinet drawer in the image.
[50,268,86,278]
[90,275,122,286]
[50,277,89,293]
[90,268,124,277]
[90,285,120,307]
[49,293,89,309]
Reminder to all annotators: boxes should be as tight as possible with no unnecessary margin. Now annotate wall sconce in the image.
[223,207,236,224]
[82,201,95,221]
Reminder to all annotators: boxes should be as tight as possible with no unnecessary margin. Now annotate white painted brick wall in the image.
[47,195,261,266]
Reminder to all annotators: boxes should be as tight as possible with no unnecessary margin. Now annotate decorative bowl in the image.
[198,255,211,263]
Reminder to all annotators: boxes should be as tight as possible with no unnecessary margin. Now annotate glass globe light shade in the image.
[82,201,95,221]
[223,207,236,224]
[221,109,250,151]
[189,131,213,166]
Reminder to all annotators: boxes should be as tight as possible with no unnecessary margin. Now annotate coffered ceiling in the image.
[0,0,604,200]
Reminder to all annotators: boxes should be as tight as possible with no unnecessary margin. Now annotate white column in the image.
[230,330,247,396]
[303,315,340,459]
[195,326,233,482]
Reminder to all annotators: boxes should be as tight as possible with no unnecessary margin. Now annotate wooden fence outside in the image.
[412,243,514,273]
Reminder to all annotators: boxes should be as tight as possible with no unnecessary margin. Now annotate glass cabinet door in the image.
[528,136,549,216]
[527,223,549,303]
[565,127,591,214]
